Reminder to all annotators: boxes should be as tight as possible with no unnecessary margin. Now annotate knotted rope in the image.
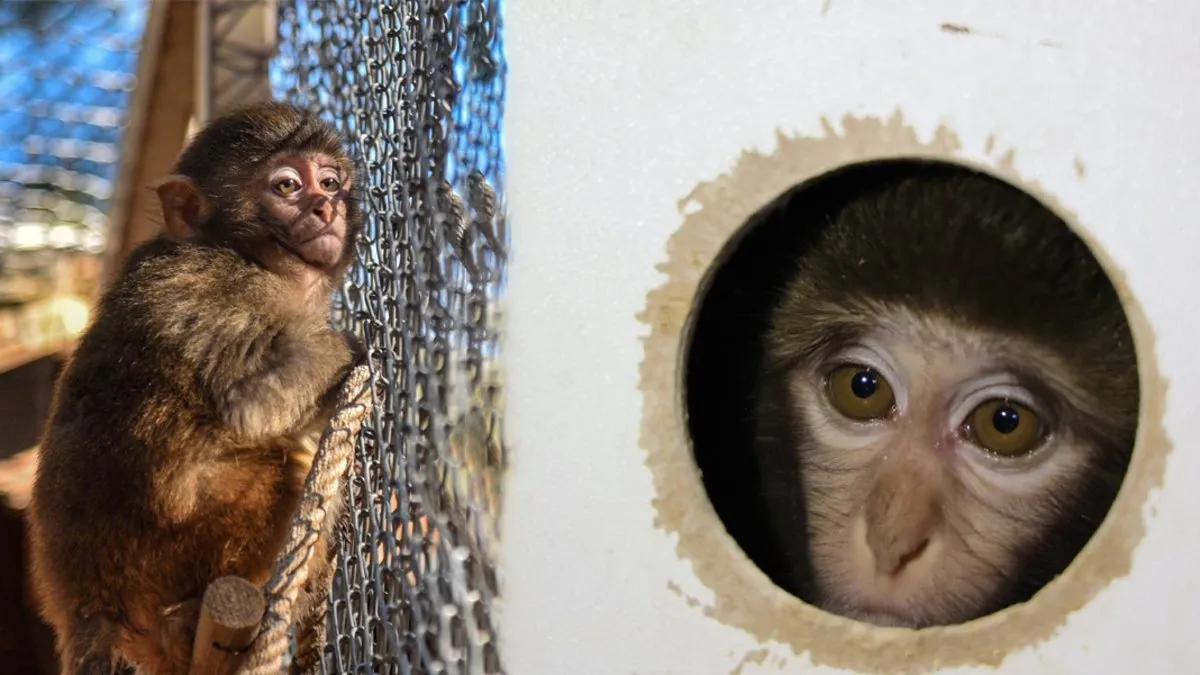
[236,362,374,675]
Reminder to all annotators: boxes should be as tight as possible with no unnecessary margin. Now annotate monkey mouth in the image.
[819,584,927,627]
[295,224,338,243]
[814,554,990,629]
[808,531,954,628]
[833,606,922,628]
[278,226,344,268]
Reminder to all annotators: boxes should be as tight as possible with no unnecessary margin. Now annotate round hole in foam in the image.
[681,157,1141,627]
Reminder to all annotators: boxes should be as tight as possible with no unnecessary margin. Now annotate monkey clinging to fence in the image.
[27,101,364,674]
[751,164,1139,628]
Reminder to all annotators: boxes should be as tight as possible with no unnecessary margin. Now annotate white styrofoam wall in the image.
[499,2,1200,673]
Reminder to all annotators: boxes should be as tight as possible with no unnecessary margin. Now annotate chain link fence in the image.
[271,1,508,672]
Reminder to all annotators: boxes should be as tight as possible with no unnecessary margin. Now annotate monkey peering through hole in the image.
[686,159,1139,629]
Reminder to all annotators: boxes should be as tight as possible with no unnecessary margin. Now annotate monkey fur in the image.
[750,162,1138,628]
[27,101,364,674]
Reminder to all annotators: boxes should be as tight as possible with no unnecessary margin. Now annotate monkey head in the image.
[756,168,1139,628]
[153,101,364,282]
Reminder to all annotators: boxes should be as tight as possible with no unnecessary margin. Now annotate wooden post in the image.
[189,576,266,675]
[102,0,197,289]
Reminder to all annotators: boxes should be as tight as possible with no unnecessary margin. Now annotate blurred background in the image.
[0,2,277,670]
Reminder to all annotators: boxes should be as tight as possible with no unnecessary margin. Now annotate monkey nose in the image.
[863,484,941,576]
[312,198,334,223]
[873,536,930,576]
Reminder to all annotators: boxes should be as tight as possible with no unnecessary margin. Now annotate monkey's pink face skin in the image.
[261,152,351,269]
[787,306,1096,628]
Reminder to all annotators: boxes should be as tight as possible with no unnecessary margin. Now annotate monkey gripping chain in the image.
[238,364,375,675]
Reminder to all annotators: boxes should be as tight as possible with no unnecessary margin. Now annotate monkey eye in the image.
[964,399,1045,457]
[826,364,896,420]
[275,178,301,195]
[320,177,341,191]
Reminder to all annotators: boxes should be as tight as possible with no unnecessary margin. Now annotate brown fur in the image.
[26,101,364,673]
[752,163,1138,627]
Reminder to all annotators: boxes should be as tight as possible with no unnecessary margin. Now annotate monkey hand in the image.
[212,322,364,441]
[312,352,373,420]
[218,379,309,440]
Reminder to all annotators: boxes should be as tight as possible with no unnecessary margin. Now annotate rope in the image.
[237,362,374,675]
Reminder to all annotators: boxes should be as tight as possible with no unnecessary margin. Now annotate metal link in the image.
[270,1,507,673]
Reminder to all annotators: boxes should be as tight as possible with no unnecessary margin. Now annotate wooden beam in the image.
[0,447,37,511]
[0,343,67,378]
[103,0,199,288]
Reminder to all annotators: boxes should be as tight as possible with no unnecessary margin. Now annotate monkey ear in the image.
[151,175,210,241]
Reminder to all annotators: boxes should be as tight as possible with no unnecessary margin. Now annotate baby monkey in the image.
[27,102,364,673]
[753,164,1138,628]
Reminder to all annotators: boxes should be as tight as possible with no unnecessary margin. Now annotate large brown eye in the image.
[826,365,895,420]
[320,177,341,191]
[967,399,1044,457]
[275,178,301,195]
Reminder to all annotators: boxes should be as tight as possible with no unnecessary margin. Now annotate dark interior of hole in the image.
[682,158,1135,603]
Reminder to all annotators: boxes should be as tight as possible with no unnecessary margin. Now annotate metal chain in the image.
[270,1,507,673]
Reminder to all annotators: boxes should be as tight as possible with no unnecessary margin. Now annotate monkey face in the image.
[782,306,1098,628]
[155,102,363,278]
[259,152,354,270]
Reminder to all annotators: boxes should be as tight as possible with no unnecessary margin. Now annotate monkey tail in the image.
[237,362,374,675]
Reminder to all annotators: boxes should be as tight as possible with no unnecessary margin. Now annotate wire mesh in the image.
[0,0,147,258]
[271,1,507,673]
